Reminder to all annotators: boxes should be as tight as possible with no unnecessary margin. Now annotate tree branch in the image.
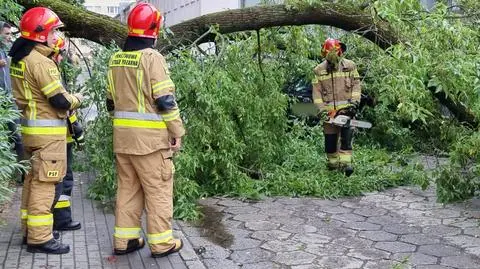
[17,0,399,51]
[15,0,478,128]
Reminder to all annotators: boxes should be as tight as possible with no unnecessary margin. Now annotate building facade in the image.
[116,0,453,25]
[146,0,237,27]
[139,0,264,27]
[84,0,135,17]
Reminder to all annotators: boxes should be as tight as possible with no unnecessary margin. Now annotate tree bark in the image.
[158,4,399,52]
[17,0,398,51]
[428,87,479,128]
[16,0,478,128]
[17,0,127,46]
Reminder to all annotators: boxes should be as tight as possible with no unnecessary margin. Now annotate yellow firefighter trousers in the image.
[21,140,66,244]
[114,149,176,253]
[323,122,353,168]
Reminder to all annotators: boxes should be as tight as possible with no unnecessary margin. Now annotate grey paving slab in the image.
[3,158,480,269]
[0,172,205,269]
[179,186,480,268]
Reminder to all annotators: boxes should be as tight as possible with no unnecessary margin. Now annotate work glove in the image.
[337,106,357,118]
[75,135,85,151]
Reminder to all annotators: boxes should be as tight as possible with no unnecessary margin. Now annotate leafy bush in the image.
[81,0,480,220]
[0,96,26,202]
[83,26,429,220]
[0,0,25,203]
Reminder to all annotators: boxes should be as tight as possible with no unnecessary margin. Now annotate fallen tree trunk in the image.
[17,0,398,50]
[16,0,478,128]
[17,0,127,46]
[428,87,479,128]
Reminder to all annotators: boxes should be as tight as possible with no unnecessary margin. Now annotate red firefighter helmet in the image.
[127,3,163,39]
[20,7,64,42]
[321,38,347,58]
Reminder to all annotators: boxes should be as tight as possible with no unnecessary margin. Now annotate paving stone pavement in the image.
[0,171,205,269]
[179,186,480,269]
[2,157,480,268]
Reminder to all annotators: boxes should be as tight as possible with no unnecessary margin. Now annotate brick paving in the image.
[179,186,480,269]
[2,158,480,268]
[0,171,205,269]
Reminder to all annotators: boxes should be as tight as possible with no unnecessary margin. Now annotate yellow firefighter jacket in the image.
[107,48,185,155]
[312,59,361,112]
[10,44,82,147]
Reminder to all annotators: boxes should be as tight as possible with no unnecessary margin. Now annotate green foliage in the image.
[0,96,27,202]
[0,0,25,204]
[0,0,23,23]
[436,132,480,202]
[81,0,480,220]
[60,0,85,7]
[59,57,82,92]
[83,25,429,220]
[82,44,117,203]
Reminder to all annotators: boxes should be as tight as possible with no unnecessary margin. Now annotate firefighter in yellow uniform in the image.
[107,3,185,257]
[312,38,361,176]
[50,34,83,231]
[9,7,83,254]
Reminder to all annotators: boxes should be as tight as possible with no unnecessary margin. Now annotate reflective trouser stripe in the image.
[147,230,173,245]
[327,153,339,164]
[55,195,71,208]
[339,153,352,164]
[114,227,142,239]
[27,214,53,227]
[21,209,28,220]
[54,200,71,209]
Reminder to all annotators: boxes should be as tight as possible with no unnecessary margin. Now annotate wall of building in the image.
[200,0,239,15]
[144,0,242,27]
[84,0,134,17]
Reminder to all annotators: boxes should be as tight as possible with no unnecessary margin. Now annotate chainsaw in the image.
[328,115,372,129]
[290,103,372,129]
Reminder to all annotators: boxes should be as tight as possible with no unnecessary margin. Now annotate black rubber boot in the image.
[27,238,70,254]
[345,166,354,177]
[114,238,145,255]
[56,221,81,231]
[151,239,183,258]
[23,230,60,244]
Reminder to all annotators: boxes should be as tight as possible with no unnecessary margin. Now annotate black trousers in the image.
[52,143,74,228]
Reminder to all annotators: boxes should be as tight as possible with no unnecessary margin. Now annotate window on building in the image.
[242,0,261,7]
[85,5,101,12]
[107,6,119,14]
